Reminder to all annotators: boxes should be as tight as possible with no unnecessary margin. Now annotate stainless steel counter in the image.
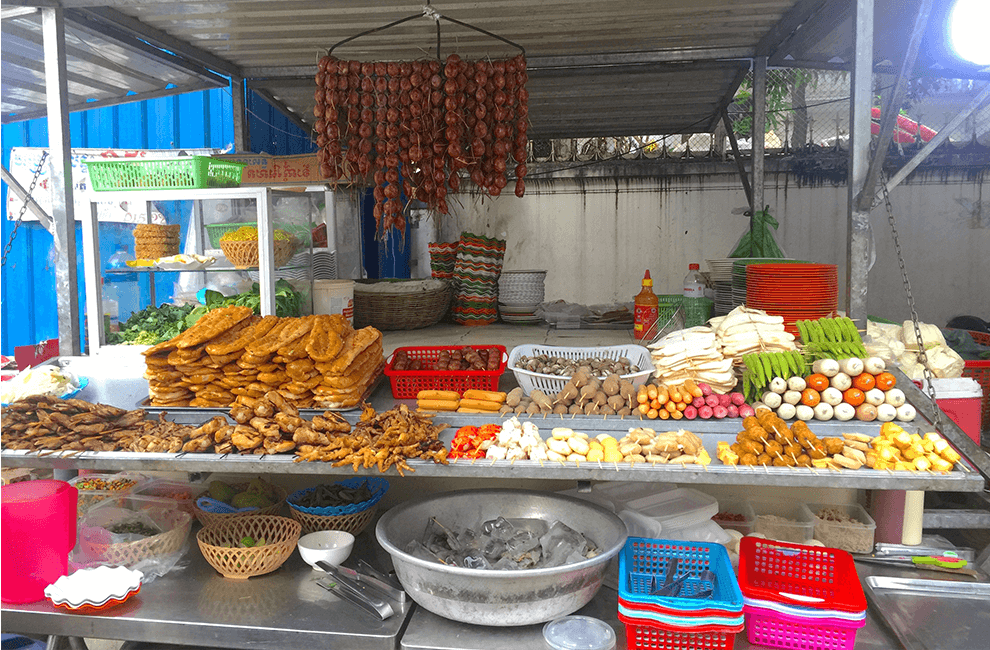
[1,543,412,650]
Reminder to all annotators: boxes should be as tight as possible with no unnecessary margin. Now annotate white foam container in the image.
[313,279,354,324]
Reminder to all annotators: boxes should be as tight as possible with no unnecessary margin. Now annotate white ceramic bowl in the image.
[297,530,355,569]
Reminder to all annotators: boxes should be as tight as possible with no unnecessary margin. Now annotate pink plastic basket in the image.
[744,606,866,650]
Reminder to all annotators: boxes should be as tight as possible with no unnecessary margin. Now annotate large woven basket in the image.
[498,270,547,304]
[219,238,296,269]
[289,504,378,536]
[197,515,301,580]
[81,509,191,567]
[192,483,287,528]
[353,279,452,330]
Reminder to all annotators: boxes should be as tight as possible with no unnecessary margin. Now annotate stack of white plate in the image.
[248,248,336,282]
[498,302,543,324]
[705,259,735,283]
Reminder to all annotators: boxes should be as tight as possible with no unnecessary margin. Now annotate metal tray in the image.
[865,576,990,650]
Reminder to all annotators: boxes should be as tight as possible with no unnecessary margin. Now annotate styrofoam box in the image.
[807,502,877,554]
[749,499,815,544]
[625,487,719,531]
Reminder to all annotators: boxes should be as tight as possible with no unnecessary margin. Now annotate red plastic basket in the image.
[383,345,507,398]
[959,330,990,432]
[619,612,742,650]
[737,538,867,614]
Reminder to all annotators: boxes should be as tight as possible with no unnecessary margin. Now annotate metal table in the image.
[401,561,985,650]
[1,542,412,650]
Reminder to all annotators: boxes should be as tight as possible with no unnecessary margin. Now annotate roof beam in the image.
[250,88,314,141]
[67,6,243,78]
[2,80,217,124]
[757,0,850,65]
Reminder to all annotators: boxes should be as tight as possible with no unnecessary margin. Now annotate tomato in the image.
[843,387,866,407]
[806,373,829,392]
[875,372,896,391]
[853,373,876,392]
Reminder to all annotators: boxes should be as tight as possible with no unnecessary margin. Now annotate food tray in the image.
[85,156,246,191]
[807,502,876,554]
[865,577,990,650]
[507,344,654,396]
[737,537,867,614]
[383,345,507,399]
[618,537,743,615]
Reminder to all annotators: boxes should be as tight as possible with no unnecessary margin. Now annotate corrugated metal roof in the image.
[3,0,822,136]
[10,2,964,136]
[1,9,228,124]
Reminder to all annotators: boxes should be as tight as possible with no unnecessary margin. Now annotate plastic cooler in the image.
[617,538,744,650]
[737,537,867,650]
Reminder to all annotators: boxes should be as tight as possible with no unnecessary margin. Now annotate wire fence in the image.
[532,68,989,163]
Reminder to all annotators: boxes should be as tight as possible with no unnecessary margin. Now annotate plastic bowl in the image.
[298,530,355,569]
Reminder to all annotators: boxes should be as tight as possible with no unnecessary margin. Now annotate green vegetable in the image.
[108,302,196,345]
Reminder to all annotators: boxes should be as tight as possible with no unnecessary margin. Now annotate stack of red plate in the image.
[746,263,838,336]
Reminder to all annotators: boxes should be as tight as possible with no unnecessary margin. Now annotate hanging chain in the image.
[1,151,49,268]
[878,167,941,431]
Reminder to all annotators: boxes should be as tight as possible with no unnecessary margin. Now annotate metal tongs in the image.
[316,561,396,619]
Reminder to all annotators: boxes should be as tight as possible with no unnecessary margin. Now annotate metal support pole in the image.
[721,109,754,213]
[42,7,81,356]
[231,76,248,152]
[257,188,276,316]
[855,0,933,212]
[82,200,103,354]
[845,0,874,323]
[752,56,767,221]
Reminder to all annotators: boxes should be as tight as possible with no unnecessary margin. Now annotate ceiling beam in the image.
[767,0,852,66]
[68,6,243,78]
[250,88,314,140]
[756,0,830,56]
[2,80,217,124]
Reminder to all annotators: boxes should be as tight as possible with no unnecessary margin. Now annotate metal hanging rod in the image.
[327,2,525,59]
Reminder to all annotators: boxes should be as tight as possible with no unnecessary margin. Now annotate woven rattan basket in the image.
[288,504,378,536]
[353,279,452,330]
[82,509,191,567]
[219,238,296,269]
[197,515,301,579]
[192,483,287,528]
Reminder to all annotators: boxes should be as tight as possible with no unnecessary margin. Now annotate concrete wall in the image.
[438,162,989,326]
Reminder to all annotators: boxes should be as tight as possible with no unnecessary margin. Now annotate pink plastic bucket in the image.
[2,480,78,603]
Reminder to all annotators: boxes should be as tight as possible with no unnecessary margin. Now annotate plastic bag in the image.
[728,207,786,258]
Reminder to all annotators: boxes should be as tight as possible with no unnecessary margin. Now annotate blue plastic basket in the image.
[287,477,389,517]
[619,538,743,614]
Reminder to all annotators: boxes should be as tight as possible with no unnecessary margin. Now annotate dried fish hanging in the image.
[312,4,529,240]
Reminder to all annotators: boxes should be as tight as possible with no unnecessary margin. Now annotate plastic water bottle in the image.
[682,263,708,328]
[107,246,140,321]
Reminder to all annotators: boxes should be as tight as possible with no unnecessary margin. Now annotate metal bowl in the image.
[375,488,627,626]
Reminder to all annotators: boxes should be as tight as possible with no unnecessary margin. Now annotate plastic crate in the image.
[507,344,654,396]
[384,345,507,398]
[737,537,867,614]
[618,611,743,650]
[204,221,254,248]
[744,605,865,650]
[85,156,246,191]
[618,537,743,615]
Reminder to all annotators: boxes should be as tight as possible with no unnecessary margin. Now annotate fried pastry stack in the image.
[143,307,385,409]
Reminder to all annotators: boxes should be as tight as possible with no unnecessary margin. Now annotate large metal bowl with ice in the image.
[375,488,627,626]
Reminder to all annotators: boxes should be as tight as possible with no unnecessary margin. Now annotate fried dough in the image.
[327,328,382,373]
[178,306,253,348]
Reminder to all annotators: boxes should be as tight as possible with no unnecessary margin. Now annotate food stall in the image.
[3,1,990,650]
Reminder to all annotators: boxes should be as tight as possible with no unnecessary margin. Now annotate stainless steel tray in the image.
[865,576,990,650]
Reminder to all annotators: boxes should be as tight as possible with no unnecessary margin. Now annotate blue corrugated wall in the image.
[0,87,316,356]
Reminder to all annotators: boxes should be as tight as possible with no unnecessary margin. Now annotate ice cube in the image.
[482,537,507,561]
[462,555,491,570]
[539,521,589,567]
[482,516,515,541]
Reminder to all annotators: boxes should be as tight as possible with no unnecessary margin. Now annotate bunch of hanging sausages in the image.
[313,54,529,236]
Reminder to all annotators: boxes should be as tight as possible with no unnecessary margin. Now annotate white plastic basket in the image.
[508,344,654,395]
